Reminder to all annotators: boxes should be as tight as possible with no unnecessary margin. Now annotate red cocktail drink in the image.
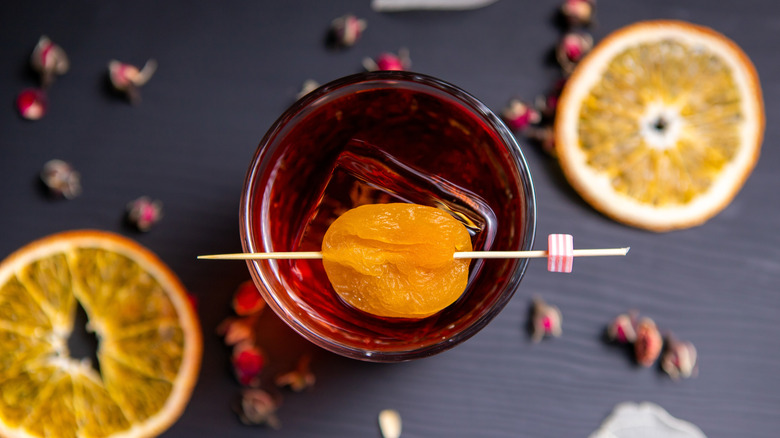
[241,72,536,361]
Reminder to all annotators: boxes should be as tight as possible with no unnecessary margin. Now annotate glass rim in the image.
[240,71,537,362]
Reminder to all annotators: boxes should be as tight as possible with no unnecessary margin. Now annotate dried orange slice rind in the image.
[555,20,764,231]
[0,230,202,438]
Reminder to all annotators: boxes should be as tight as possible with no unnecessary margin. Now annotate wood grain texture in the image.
[1,1,779,437]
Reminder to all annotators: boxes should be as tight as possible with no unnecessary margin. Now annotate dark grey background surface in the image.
[1,1,779,437]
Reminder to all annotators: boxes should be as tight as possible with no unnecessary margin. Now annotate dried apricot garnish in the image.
[321,203,472,318]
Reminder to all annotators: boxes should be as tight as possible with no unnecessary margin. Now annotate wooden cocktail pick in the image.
[198,234,629,273]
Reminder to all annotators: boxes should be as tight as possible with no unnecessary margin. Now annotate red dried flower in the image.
[556,32,593,73]
[126,196,163,231]
[232,341,266,387]
[31,36,69,87]
[531,297,562,342]
[233,281,266,316]
[607,312,638,344]
[634,317,663,367]
[16,88,48,121]
[502,99,541,132]
[363,49,411,71]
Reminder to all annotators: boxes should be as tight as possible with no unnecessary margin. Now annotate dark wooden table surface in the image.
[2,1,779,437]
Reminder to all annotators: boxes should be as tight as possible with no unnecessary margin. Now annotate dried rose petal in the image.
[126,196,163,231]
[502,99,541,132]
[233,281,266,316]
[607,312,638,344]
[634,317,663,367]
[31,36,69,87]
[560,0,595,28]
[363,49,411,71]
[16,88,48,121]
[531,297,562,342]
[662,335,698,379]
[232,341,265,387]
[275,355,315,392]
[235,389,281,428]
[329,14,367,47]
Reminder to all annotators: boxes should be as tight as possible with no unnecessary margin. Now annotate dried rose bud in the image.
[108,59,157,103]
[526,126,556,156]
[126,196,163,232]
[363,48,411,71]
[217,316,256,346]
[275,355,315,392]
[30,36,69,87]
[531,297,562,342]
[235,389,281,428]
[502,99,541,132]
[560,0,595,28]
[16,88,48,121]
[634,317,663,367]
[607,312,638,344]
[41,159,81,199]
[661,335,698,379]
[232,341,266,387]
[233,281,266,316]
[329,14,367,47]
[556,32,593,73]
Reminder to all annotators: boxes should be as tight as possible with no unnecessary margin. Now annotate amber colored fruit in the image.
[0,230,202,438]
[555,20,764,231]
[321,204,473,319]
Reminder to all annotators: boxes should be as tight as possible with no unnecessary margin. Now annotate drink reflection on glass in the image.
[240,71,536,362]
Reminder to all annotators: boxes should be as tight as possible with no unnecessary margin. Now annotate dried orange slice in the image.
[0,230,202,438]
[322,204,472,318]
[555,20,764,231]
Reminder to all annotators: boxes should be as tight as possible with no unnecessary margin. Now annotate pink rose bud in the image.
[235,389,281,428]
[531,297,562,342]
[556,32,593,73]
[560,0,595,27]
[31,36,69,87]
[108,59,157,103]
[40,159,81,199]
[16,88,48,120]
[634,317,663,367]
[363,49,411,71]
[662,335,698,379]
[329,14,367,47]
[126,196,163,231]
[607,312,638,344]
[502,99,541,132]
[232,341,266,387]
